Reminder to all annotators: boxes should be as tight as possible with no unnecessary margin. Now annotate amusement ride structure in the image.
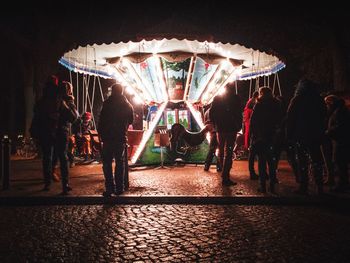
[59,38,285,165]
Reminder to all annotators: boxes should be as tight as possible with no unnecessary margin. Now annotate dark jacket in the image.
[30,94,78,142]
[57,95,79,136]
[98,94,134,142]
[209,93,243,133]
[326,99,350,145]
[250,96,282,143]
[286,80,327,145]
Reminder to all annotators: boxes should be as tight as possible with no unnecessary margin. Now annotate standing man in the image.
[250,87,282,193]
[209,83,243,186]
[98,83,134,197]
[286,78,327,195]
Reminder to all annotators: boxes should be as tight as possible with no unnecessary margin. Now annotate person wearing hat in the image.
[98,83,134,197]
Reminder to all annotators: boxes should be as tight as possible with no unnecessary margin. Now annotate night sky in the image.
[0,0,349,136]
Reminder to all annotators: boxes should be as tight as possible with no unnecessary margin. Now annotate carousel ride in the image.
[59,38,285,165]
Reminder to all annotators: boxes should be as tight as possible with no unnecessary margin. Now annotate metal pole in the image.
[1,135,11,190]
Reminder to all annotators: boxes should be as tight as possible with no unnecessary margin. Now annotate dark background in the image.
[1,0,349,138]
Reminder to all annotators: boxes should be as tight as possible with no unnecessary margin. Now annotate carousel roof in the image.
[59,38,285,105]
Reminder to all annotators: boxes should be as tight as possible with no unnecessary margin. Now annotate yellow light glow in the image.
[131,102,167,164]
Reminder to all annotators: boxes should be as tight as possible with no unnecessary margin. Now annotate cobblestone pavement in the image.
[0,205,349,262]
[3,158,348,198]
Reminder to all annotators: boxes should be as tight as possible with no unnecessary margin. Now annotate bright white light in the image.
[133,96,143,104]
[185,101,210,142]
[125,86,134,95]
[218,88,226,95]
[131,102,167,164]
[154,55,169,102]
[123,58,153,102]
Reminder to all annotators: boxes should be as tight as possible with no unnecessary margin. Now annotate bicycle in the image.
[15,135,38,159]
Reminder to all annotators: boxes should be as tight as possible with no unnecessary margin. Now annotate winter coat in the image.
[30,95,78,143]
[243,97,256,148]
[286,81,327,145]
[98,94,134,142]
[250,96,282,144]
[209,93,243,133]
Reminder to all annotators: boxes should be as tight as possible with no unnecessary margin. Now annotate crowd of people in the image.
[205,80,350,195]
[31,75,349,197]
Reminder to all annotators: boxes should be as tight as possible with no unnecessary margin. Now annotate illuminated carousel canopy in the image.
[59,38,285,105]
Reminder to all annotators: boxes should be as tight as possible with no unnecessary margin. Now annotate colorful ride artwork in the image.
[59,38,285,165]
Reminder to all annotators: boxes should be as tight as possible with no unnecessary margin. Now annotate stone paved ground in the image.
[0,205,349,262]
[2,158,346,198]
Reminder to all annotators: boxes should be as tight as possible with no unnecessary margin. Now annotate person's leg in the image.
[334,144,349,191]
[114,142,126,194]
[204,132,217,171]
[102,141,115,195]
[254,142,267,193]
[52,146,60,182]
[266,143,278,192]
[309,143,324,195]
[217,132,225,175]
[41,142,54,190]
[321,139,335,186]
[248,143,258,179]
[212,135,221,171]
[222,132,236,185]
[67,136,75,167]
[286,143,299,182]
[56,135,70,193]
[295,143,309,194]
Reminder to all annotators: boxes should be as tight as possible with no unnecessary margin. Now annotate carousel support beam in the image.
[185,101,210,143]
[155,55,169,102]
[131,102,168,164]
[113,66,147,104]
[124,59,154,102]
[183,56,196,101]
[199,63,223,104]
[205,64,239,105]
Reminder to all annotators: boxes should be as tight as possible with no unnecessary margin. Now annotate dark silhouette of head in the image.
[111,83,124,97]
[43,75,59,98]
[258,86,272,98]
[295,78,319,96]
